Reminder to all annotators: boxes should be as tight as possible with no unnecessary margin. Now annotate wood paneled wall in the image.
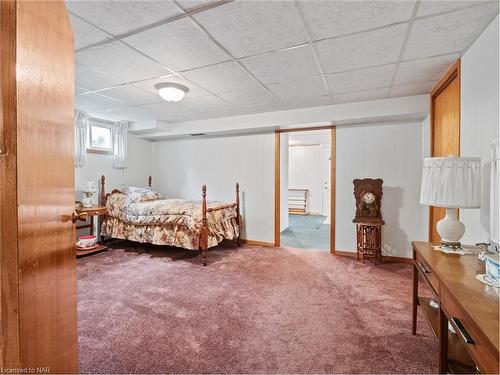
[429,60,461,243]
[1,0,78,371]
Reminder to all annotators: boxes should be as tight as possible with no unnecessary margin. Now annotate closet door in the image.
[429,60,461,243]
[1,0,78,371]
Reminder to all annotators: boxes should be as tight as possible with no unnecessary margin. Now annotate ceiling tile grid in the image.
[66,0,184,36]
[192,0,310,58]
[299,0,415,41]
[315,23,408,74]
[76,41,171,83]
[68,0,499,124]
[326,64,397,94]
[122,17,231,71]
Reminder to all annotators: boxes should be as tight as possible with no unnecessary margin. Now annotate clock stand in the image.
[353,178,384,265]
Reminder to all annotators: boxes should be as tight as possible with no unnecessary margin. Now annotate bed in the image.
[99,175,241,266]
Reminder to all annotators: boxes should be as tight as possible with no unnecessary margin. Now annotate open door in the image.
[1,0,78,371]
[429,60,461,243]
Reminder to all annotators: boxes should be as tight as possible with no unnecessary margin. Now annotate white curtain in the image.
[75,110,89,168]
[112,121,129,170]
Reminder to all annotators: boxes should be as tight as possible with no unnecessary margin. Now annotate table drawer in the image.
[415,254,439,295]
[441,287,499,374]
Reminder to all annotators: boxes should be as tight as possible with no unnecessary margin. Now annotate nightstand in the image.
[75,205,107,258]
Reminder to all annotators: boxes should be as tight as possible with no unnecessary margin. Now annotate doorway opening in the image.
[275,127,336,253]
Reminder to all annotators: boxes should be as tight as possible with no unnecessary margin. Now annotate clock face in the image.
[361,192,376,205]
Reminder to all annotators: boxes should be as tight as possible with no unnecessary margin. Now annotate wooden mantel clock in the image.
[353,178,384,264]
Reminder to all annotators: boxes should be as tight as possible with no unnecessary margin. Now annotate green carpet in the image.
[280,214,330,251]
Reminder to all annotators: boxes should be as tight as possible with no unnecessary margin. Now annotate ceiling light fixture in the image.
[155,83,189,102]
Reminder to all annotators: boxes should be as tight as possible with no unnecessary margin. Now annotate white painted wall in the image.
[152,133,275,243]
[289,145,330,215]
[280,133,289,232]
[336,122,427,258]
[75,133,153,202]
[460,15,499,245]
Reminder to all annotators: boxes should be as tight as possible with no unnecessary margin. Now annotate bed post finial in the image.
[236,183,241,247]
[148,176,152,187]
[100,175,106,205]
[200,184,208,266]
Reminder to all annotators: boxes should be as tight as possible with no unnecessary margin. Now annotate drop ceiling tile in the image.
[394,53,459,85]
[334,87,389,104]
[300,0,415,41]
[403,3,499,60]
[97,85,161,106]
[241,45,321,84]
[75,63,123,91]
[181,94,237,112]
[95,106,156,122]
[327,64,396,94]
[65,0,184,36]
[267,77,330,102]
[69,13,112,50]
[123,18,230,72]
[193,1,309,58]
[132,75,210,98]
[75,86,88,95]
[177,0,220,11]
[76,41,170,83]
[75,92,122,112]
[218,87,279,107]
[316,24,407,73]
[389,81,435,97]
[182,61,261,93]
[417,1,485,17]
[137,101,202,122]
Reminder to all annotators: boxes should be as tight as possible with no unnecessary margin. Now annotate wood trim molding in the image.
[330,126,336,255]
[274,130,280,247]
[241,239,275,247]
[274,125,336,253]
[277,125,335,134]
[335,250,412,264]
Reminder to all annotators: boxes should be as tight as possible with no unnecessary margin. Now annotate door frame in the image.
[274,125,336,254]
[429,59,461,242]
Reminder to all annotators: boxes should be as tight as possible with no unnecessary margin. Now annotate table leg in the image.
[438,307,448,373]
[91,215,99,240]
[412,261,418,335]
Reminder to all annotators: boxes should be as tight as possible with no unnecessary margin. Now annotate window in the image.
[87,122,112,154]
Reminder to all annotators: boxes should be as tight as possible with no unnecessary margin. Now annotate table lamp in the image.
[82,180,97,208]
[420,156,481,250]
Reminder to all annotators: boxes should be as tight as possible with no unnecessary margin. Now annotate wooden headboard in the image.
[99,175,152,206]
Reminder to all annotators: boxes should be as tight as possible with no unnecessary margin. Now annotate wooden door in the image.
[0,0,78,371]
[429,60,461,243]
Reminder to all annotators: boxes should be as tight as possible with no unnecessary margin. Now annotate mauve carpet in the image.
[77,242,436,374]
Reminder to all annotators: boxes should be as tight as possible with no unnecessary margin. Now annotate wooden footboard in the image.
[199,183,241,266]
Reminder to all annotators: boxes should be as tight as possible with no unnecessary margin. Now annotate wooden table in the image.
[412,241,499,374]
[75,205,107,257]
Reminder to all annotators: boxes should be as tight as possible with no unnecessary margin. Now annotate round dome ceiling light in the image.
[155,83,189,102]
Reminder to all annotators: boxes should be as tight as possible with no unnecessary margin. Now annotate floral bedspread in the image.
[101,192,239,250]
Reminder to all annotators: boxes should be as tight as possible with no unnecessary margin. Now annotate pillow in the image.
[120,187,162,203]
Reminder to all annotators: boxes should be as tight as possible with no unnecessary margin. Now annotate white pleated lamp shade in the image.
[420,157,481,208]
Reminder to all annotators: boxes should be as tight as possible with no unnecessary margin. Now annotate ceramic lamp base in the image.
[436,208,465,248]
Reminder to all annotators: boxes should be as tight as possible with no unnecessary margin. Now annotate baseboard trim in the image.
[334,250,357,258]
[334,250,411,264]
[241,239,275,247]
[383,255,412,264]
